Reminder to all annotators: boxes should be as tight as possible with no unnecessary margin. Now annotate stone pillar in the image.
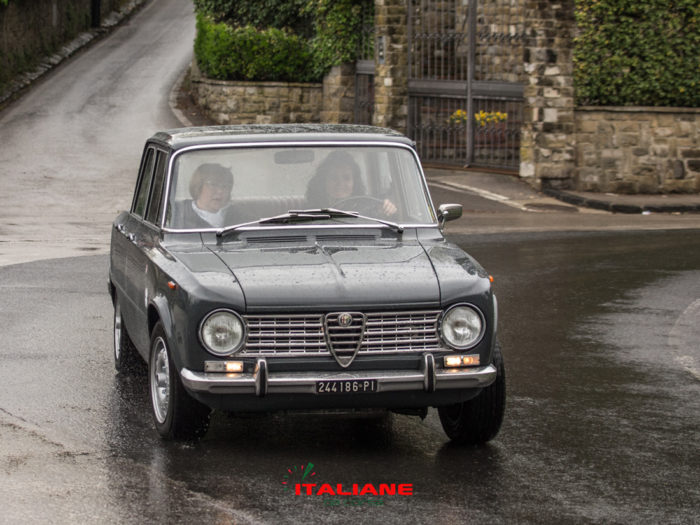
[321,64,356,124]
[372,0,408,134]
[520,0,576,189]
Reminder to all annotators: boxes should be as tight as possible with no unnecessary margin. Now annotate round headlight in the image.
[200,310,245,356]
[440,305,484,349]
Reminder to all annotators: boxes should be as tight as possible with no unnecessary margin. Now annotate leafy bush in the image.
[307,0,374,79]
[194,14,318,82]
[193,0,373,82]
[574,0,700,107]
[193,0,313,38]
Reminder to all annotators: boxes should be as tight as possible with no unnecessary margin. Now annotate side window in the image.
[133,147,155,218]
[145,151,168,225]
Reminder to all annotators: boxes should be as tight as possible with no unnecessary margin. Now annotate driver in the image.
[305,151,397,216]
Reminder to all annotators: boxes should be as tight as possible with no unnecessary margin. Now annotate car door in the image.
[121,145,156,350]
[112,144,156,302]
[123,146,168,352]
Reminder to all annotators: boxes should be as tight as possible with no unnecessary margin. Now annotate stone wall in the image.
[575,107,700,193]
[519,0,576,189]
[373,0,408,133]
[190,69,323,125]
[0,0,136,91]
[189,63,357,127]
[321,64,356,124]
[0,0,92,87]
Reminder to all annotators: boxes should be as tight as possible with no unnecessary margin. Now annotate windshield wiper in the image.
[289,208,403,233]
[216,208,403,243]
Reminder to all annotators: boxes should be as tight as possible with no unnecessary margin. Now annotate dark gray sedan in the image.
[109,124,505,443]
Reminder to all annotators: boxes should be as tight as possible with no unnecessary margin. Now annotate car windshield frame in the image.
[159,141,439,233]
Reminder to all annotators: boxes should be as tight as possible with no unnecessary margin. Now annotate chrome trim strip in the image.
[161,140,439,230]
[255,358,268,397]
[161,223,437,234]
[180,364,496,395]
[491,294,499,353]
[422,353,436,392]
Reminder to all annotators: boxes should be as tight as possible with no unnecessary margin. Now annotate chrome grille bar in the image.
[240,310,442,357]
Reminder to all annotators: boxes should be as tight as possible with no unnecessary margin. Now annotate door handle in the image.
[115,224,135,242]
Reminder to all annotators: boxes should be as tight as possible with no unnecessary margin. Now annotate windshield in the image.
[164,145,435,230]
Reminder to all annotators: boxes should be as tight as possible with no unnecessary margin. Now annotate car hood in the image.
[210,240,440,311]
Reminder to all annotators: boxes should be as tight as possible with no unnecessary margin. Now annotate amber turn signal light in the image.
[444,354,481,368]
[204,360,244,373]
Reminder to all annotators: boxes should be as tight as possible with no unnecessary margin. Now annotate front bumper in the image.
[180,354,496,397]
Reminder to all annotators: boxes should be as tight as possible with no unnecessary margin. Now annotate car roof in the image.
[149,124,415,151]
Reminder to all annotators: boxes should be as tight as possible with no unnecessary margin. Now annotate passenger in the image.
[171,163,235,228]
[305,151,397,217]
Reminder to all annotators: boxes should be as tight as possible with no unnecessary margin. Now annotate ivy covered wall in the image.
[0,0,92,90]
[574,0,700,107]
[0,0,135,93]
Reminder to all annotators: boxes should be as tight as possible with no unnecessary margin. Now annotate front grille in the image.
[325,312,365,363]
[241,310,441,357]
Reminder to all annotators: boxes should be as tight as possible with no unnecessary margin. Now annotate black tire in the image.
[438,343,506,445]
[149,321,211,440]
[113,297,142,374]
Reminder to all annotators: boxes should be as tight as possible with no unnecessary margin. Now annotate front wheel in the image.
[438,343,506,445]
[149,321,211,440]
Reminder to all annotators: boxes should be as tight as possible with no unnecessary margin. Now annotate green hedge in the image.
[193,0,373,83]
[574,0,700,107]
[193,0,313,38]
[194,14,318,82]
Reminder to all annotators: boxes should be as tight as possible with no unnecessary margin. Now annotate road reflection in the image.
[3,230,698,523]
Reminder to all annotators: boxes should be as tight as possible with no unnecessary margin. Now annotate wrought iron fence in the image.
[407,0,525,170]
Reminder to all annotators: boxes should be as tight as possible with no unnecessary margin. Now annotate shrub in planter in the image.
[194,14,319,82]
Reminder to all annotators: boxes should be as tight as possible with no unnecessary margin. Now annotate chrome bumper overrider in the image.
[180,354,497,397]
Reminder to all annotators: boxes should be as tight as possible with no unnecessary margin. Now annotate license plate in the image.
[316,379,378,394]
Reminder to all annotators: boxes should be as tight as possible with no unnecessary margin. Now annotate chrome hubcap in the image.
[114,303,122,361]
[150,337,170,424]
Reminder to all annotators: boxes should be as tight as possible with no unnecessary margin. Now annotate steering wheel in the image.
[334,196,385,216]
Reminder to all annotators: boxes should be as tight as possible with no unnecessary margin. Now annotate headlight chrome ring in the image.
[439,304,485,350]
[199,309,246,357]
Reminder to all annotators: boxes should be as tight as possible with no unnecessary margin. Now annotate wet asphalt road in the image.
[1,0,699,522]
[1,230,698,524]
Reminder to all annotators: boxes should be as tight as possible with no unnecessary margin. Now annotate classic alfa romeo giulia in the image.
[109,124,505,443]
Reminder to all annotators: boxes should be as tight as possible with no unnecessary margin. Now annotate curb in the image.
[543,188,700,214]
[0,0,150,110]
[169,64,195,128]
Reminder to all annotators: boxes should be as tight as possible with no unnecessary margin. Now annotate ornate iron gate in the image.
[407,0,525,170]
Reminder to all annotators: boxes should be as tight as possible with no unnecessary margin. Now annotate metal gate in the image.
[407,0,525,170]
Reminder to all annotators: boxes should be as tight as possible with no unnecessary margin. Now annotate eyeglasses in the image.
[204,180,232,191]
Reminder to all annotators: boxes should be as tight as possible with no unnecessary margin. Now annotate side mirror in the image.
[438,204,463,229]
